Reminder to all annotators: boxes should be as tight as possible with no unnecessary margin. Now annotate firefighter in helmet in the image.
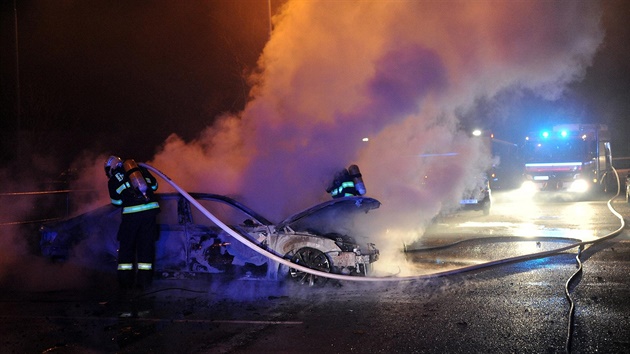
[326,164,367,198]
[105,155,160,292]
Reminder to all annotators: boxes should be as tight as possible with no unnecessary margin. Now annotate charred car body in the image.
[459,177,492,215]
[40,193,380,286]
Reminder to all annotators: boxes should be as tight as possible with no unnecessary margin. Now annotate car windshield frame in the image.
[157,192,274,227]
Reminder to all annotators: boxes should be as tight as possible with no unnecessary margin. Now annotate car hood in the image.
[276,196,381,236]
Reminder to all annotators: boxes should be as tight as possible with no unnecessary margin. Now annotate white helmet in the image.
[104,155,123,178]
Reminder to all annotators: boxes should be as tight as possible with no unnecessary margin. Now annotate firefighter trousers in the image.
[117,211,158,290]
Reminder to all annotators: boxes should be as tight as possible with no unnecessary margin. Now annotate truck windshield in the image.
[523,139,588,163]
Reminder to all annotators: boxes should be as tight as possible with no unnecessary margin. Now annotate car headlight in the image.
[568,179,589,193]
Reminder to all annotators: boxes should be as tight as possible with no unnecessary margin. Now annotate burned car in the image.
[459,177,492,215]
[40,193,380,286]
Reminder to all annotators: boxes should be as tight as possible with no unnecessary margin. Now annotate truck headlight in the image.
[513,181,537,199]
[568,179,589,193]
[520,181,537,193]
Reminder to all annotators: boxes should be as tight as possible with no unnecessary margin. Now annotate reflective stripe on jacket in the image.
[122,202,160,214]
[331,181,356,197]
[118,263,133,271]
[118,262,153,271]
[108,167,160,214]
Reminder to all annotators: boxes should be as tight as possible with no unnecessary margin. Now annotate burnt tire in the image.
[288,247,331,287]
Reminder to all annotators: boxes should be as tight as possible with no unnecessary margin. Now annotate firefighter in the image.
[105,155,160,292]
[326,165,366,198]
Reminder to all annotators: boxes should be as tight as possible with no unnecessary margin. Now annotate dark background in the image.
[1,0,629,174]
[1,0,276,168]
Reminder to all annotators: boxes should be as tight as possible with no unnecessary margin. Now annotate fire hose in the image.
[562,166,626,353]
[141,163,625,354]
[140,163,626,283]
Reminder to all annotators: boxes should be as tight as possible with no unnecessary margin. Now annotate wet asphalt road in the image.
[1,191,629,353]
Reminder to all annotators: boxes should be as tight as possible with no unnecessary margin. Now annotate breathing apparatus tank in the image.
[348,164,366,195]
[123,159,149,200]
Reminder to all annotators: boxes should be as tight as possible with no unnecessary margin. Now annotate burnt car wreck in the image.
[40,193,380,286]
[459,177,492,215]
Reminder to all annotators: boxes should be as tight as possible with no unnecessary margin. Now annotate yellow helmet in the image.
[104,155,123,178]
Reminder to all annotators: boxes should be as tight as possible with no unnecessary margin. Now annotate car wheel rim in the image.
[288,247,331,287]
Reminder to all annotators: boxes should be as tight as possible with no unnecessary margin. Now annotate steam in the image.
[0,157,111,291]
[1,1,604,288]
[152,1,603,250]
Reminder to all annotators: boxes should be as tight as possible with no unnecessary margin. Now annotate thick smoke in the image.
[152,1,603,249]
[1,1,604,287]
[0,155,111,291]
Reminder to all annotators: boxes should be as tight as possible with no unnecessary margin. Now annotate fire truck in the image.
[520,124,614,195]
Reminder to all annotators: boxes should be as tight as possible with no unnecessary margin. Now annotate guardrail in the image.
[0,189,96,227]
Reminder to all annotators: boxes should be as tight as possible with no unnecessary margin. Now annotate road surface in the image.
[1,191,629,353]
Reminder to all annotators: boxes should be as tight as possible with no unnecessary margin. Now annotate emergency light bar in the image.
[528,124,605,141]
[539,130,570,139]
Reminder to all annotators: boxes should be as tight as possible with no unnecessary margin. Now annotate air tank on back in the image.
[348,164,366,195]
[123,159,149,200]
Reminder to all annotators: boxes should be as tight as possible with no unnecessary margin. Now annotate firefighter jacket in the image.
[328,169,359,198]
[108,166,160,215]
[330,180,358,198]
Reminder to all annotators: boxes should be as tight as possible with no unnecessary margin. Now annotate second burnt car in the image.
[459,177,492,215]
[40,193,380,286]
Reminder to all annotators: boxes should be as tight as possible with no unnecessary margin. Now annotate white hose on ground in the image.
[564,166,626,354]
[140,163,625,283]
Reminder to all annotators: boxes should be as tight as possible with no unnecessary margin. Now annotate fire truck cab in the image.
[520,124,614,196]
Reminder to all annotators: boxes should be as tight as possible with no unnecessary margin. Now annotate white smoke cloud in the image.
[2,1,603,287]
[150,0,602,255]
[0,154,109,291]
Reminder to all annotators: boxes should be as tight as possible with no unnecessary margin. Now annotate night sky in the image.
[1,0,629,174]
[1,0,275,166]
[459,0,630,154]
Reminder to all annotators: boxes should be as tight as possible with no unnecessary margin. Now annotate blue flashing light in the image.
[542,131,549,138]
[560,130,568,138]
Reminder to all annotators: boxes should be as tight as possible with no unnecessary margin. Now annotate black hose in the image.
[562,167,626,353]
[405,168,626,354]
[564,245,583,353]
